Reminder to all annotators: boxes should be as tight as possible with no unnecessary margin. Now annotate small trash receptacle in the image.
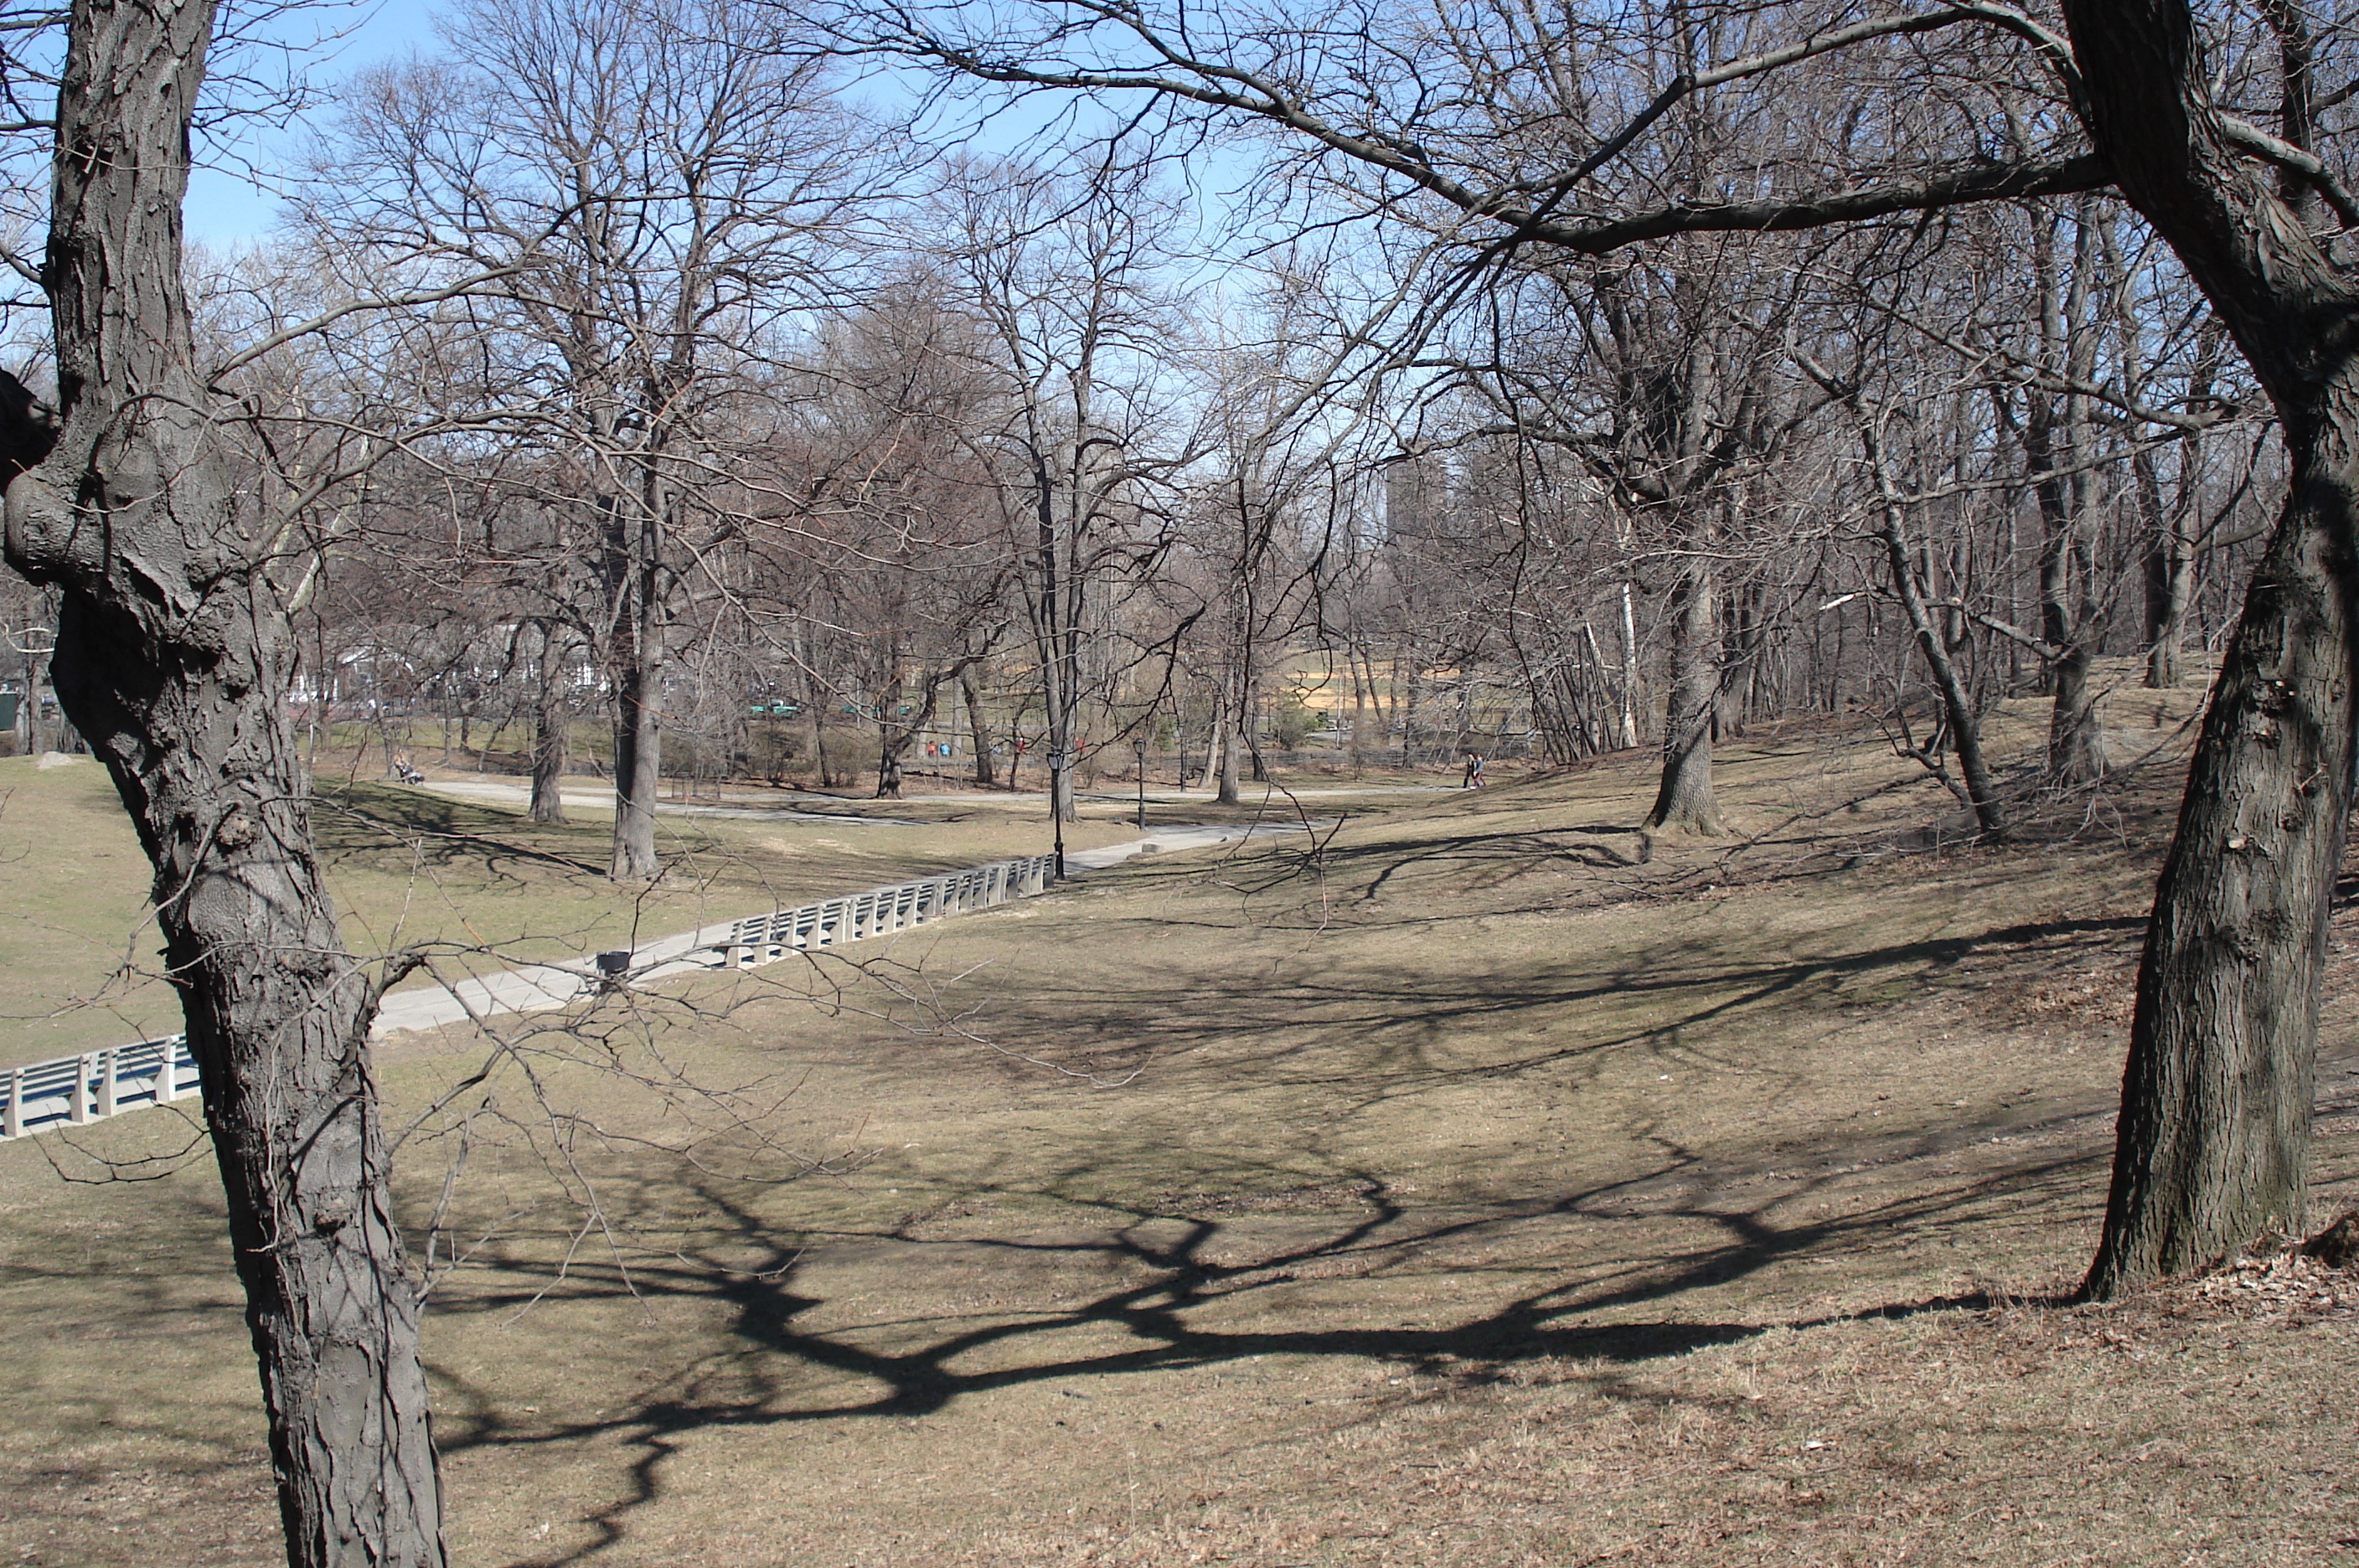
[595,950,632,982]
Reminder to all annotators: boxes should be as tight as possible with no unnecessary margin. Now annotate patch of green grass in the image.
[0,757,178,1060]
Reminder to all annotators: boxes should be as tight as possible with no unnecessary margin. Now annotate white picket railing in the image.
[1,851,1064,1142]
[1,1034,196,1141]
[707,853,1056,967]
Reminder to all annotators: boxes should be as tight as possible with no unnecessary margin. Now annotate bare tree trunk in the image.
[18,642,40,753]
[962,668,996,787]
[1853,403,2009,836]
[2087,441,2354,1292]
[2142,456,2195,690]
[874,672,911,800]
[2047,641,2107,783]
[611,650,663,877]
[1614,576,1642,748]
[1643,555,1725,834]
[2067,0,2359,1295]
[2,3,447,1561]
[2021,209,2111,784]
[610,497,664,879]
[1216,676,1241,804]
[529,622,568,823]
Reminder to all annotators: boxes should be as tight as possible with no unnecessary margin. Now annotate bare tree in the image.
[3,0,446,1560]
[849,0,2359,1291]
[936,157,1185,839]
[311,0,872,877]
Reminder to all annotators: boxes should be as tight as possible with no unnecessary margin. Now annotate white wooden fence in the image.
[2,1034,195,1141]
[710,853,1056,967]
[1,851,1063,1142]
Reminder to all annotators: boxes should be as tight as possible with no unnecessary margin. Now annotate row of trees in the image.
[241,8,2282,848]
[3,0,2353,1563]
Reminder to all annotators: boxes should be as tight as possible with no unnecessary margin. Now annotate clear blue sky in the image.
[183,0,441,248]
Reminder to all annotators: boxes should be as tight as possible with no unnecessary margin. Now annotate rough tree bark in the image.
[2068,0,2359,1296]
[961,668,996,787]
[1,1,447,1561]
[607,484,666,879]
[528,620,569,823]
[1643,553,1726,834]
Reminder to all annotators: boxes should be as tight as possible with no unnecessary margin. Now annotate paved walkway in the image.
[419,778,1448,820]
[419,780,927,826]
[369,819,1328,1038]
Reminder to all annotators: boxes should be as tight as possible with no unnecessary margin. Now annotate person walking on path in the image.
[1462,750,1486,788]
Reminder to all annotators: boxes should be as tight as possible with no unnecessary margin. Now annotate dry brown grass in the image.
[4,678,2356,1566]
[0,756,1350,1065]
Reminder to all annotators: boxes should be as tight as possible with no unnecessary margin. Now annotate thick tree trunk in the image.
[962,670,995,788]
[2064,0,2359,1294]
[528,623,567,824]
[2047,642,2108,784]
[2,3,447,1562]
[610,654,662,879]
[1643,557,1725,834]
[2084,445,2356,1292]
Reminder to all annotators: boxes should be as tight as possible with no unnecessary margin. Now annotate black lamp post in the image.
[1050,747,1066,881]
[1134,737,1149,832]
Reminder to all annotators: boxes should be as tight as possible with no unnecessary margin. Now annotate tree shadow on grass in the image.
[426,1132,2096,1565]
[414,882,2159,1561]
[930,908,2153,1113]
[313,782,613,878]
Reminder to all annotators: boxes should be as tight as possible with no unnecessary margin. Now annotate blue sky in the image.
[183,0,441,247]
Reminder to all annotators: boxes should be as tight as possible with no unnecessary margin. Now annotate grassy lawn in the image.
[0,750,1424,1066]
[3,678,2355,1565]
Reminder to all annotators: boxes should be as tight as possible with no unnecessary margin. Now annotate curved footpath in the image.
[2,810,1335,1139]
[420,779,1445,818]
[1,821,1325,1139]
[368,818,1327,1035]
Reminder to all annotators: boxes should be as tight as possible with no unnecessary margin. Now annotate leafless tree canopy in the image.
[8,0,2359,1561]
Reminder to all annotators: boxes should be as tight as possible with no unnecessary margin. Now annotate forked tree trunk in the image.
[1644,555,1725,835]
[1,2,447,1562]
